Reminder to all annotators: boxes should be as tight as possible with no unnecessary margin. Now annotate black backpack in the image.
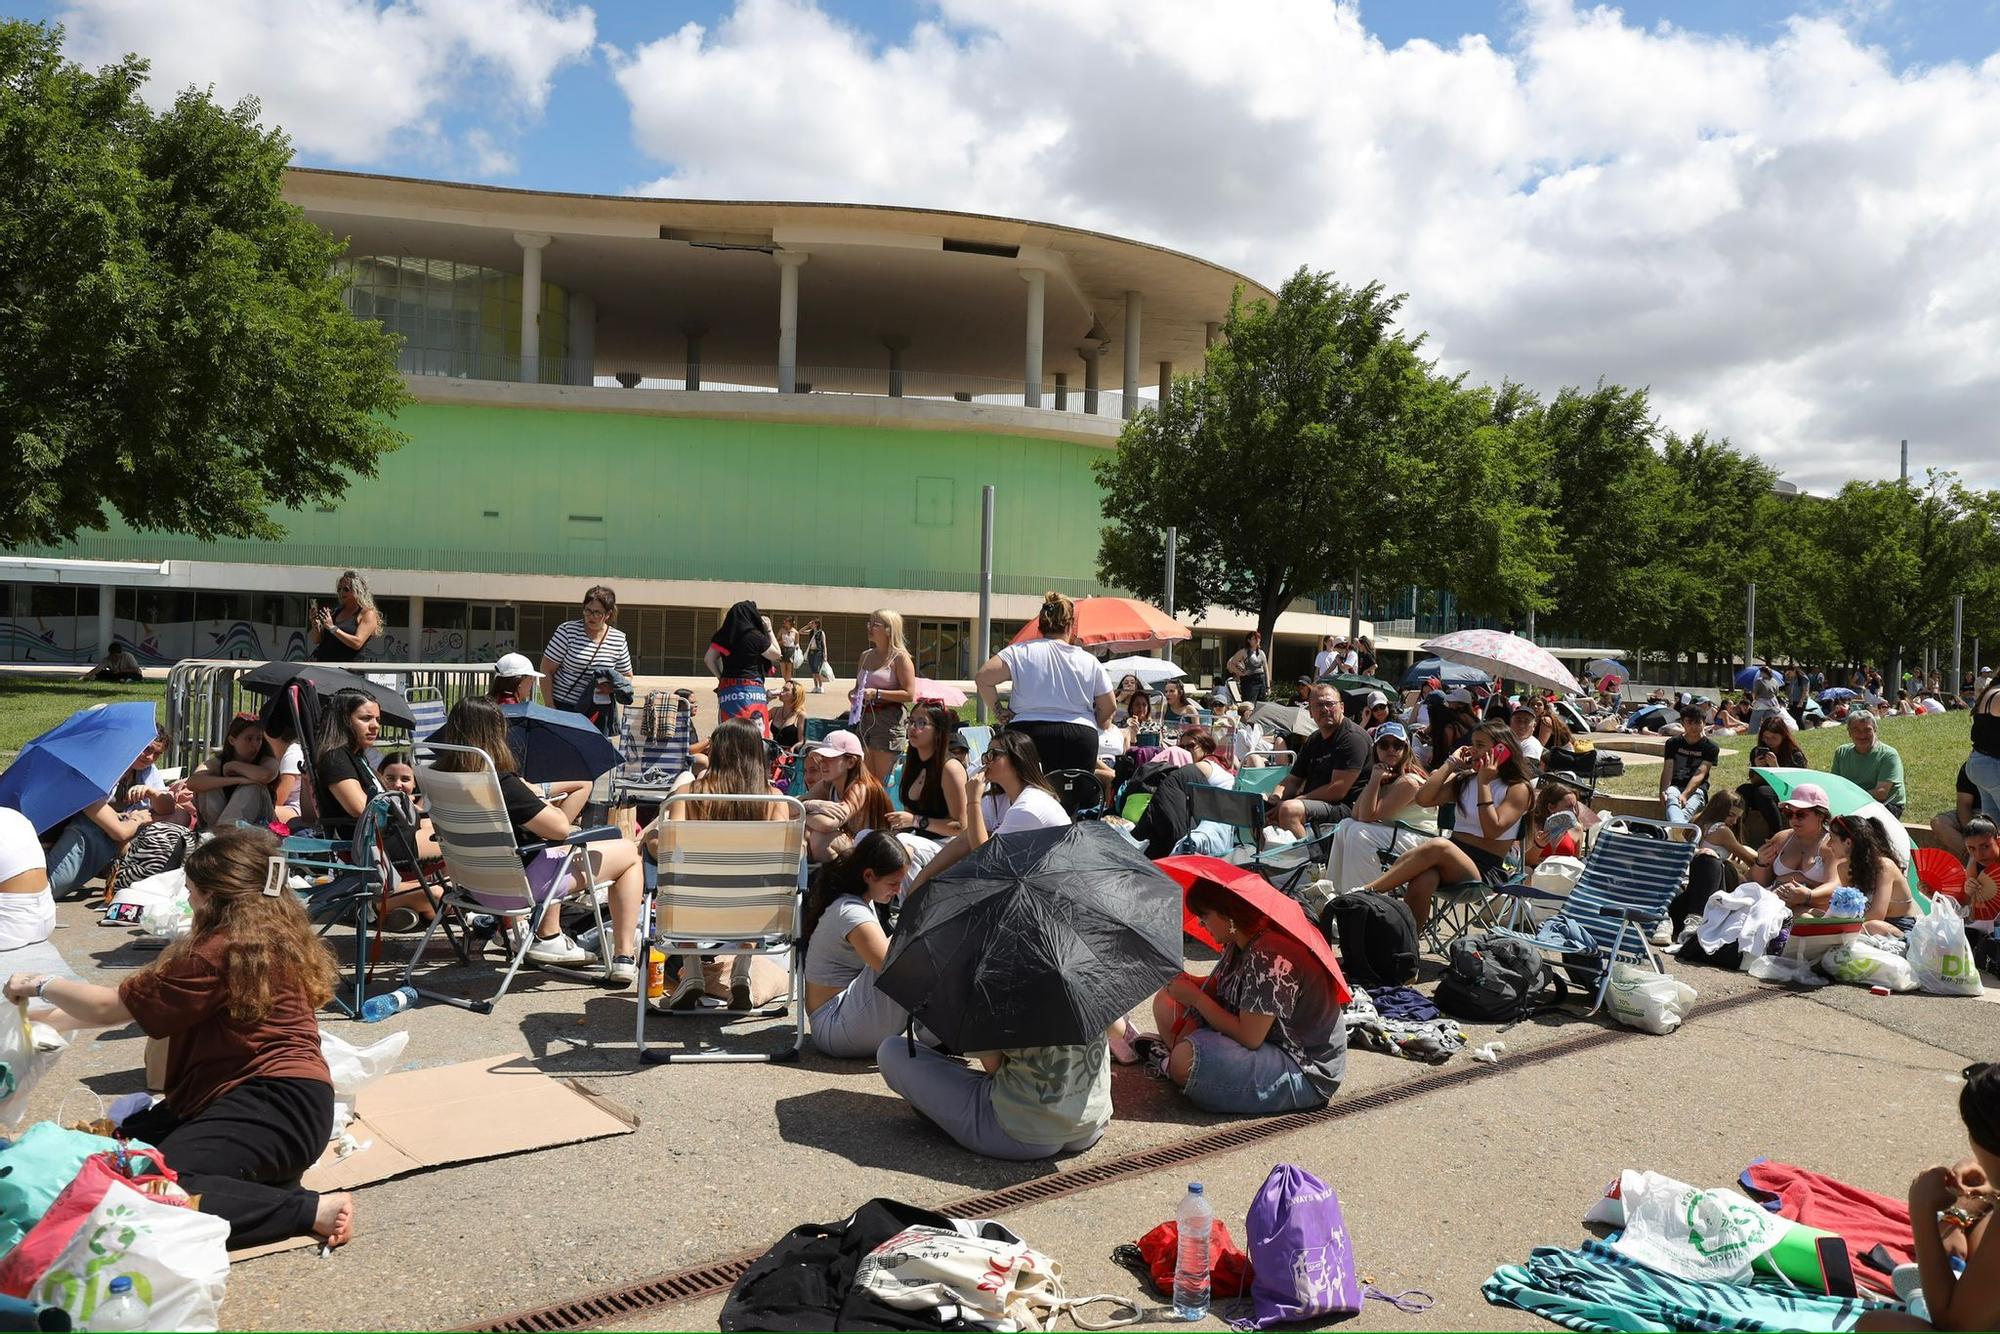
[1434,934,1564,1023]
[1318,890,1418,988]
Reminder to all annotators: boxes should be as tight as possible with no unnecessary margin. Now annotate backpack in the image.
[1434,934,1564,1023]
[112,822,198,892]
[1318,891,1418,988]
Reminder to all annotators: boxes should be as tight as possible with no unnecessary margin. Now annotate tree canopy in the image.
[0,20,407,549]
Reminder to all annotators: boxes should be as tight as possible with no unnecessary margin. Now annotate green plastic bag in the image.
[0,1123,159,1254]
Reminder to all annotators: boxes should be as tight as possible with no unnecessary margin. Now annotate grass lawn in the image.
[0,676,169,766]
[1595,710,1969,823]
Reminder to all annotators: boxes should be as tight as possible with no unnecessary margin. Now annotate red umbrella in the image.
[1010,597,1191,652]
[1154,855,1350,1005]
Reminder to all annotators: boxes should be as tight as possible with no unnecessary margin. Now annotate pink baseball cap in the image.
[809,729,864,759]
[1780,782,1832,814]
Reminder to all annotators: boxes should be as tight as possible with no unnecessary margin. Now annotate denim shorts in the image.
[1179,1028,1328,1116]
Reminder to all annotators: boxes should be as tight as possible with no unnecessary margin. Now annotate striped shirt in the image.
[543,620,632,704]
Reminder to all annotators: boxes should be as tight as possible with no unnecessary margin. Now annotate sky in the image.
[14,0,2000,491]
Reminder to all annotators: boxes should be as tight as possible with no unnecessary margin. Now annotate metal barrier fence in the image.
[163,660,500,771]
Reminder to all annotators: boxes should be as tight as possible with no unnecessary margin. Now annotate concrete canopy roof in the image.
[286,168,1274,391]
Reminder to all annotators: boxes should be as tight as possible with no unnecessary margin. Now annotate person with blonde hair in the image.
[6,827,354,1249]
[850,608,918,781]
[974,592,1114,775]
[308,570,380,663]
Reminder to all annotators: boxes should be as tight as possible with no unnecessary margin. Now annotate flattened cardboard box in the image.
[230,1054,636,1262]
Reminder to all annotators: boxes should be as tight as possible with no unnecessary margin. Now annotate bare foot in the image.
[312,1192,356,1248]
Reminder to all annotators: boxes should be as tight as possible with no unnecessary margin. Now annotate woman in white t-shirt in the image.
[0,808,56,951]
[905,730,1072,895]
[973,592,1114,775]
[1312,636,1340,681]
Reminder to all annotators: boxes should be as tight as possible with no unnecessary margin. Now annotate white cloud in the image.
[55,0,596,168]
[608,0,2000,490]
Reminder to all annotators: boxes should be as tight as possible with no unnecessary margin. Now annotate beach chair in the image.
[1369,823,1516,957]
[279,791,425,1018]
[1486,816,1701,1013]
[404,686,447,741]
[1186,784,1332,897]
[612,690,698,807]
[408,743,617,1013]
[637,792,807,1064]
[1235,764,1291,799]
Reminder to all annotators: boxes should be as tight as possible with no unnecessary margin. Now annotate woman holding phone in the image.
[1359,721,1533,930]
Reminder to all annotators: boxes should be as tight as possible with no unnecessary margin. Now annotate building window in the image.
[335,256,570,382]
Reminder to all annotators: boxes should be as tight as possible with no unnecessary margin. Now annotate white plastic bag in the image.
[1603,963,1696,1035]
[1819,938,1919,991]
[31,1176,230,1331]
[139,892,193,939]
[1585,1170,1783,1282]
[320,1028,407,1137]
[1746,954,1829,988]
[1909,897,1983,997]
[1530,855,1586,896]
[0,1002,68,1130]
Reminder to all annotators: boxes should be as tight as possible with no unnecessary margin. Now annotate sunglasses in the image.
[1786,809,1821,821]
[582,603,607,614]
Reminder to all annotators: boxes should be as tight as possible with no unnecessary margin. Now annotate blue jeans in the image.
[1663,786,1709,826]
[1179,1028,1327,1115]
[1969,752,2000,821]
[46,815,120,898]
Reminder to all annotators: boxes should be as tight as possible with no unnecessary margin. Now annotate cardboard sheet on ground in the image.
[229,1055,636,1262]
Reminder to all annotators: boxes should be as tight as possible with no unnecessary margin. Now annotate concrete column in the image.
[1122,290,1142,420]
[683,326,705,391]
[567,291,595,386]
[1053,371,1069,411]
[883,335,909,397]
[1158,359,1174,404]
[775,251,808,393]
[1205,321,1221,350]
[1021,269,1046,407]
[514,233,551,384]
[96,584,114,660]
[407,595,425,660]
[1080,345,1101,414]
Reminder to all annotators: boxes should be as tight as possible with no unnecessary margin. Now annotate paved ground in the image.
[15,892,1992,1333]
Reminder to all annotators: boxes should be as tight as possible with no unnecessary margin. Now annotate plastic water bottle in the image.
[1173,1182,1212,1321]
[90,1276,144,1331]
[358,986,418,1023]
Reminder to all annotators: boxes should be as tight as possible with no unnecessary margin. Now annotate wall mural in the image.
[0,616,510,666]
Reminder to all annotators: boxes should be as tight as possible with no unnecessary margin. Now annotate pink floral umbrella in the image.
[1420,628,1582,696]
[913,678,968,707]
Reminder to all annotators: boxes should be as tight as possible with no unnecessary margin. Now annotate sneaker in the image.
[729,978,753,1011]
[526,933,592,967]
[604,955,637,988]
[1649,921,1674,946]
[666,972,705,1012]
[1108,1019,1140,1065]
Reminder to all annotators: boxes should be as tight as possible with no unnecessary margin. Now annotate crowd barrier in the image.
[162,659,497,772]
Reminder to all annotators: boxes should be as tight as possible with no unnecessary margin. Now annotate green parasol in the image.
[1750,767,1928,912]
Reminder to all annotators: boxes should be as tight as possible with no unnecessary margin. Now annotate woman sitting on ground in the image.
[1778,813,1915,936]
[1353,722,1425,826]
[1699,790,1760,870]
[1857,1063,2000,1332]
[45,728,170,899]
[1361,722,1533,930]
[6,827,354,1250]
[1147,879,1346,1115]
[1736,714,1810,839]
[884,703,966,871]
[264,709,306,827]
[432,698,644,985]
[904,731,1070,896]
[1752,782,1834,890]
[187,713,278,830]
[802,729,892,863]
[804,832,913,1058]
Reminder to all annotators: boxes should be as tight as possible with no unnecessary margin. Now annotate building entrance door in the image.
[914,619,968,680]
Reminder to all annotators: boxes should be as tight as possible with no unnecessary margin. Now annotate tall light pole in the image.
[976,485,994,721]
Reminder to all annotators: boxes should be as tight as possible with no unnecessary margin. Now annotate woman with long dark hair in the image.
[8,827,353,1249]
[885,703,967,864]
[1736,713,1811,839]
[904,730,1069,895]
[188,712,278,829]
[804,831,912,1057]
[314,688,386,840]
[1778,813,1915,937]
[1361,721,1533,929]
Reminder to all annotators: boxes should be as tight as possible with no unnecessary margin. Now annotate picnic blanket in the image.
[1739,1159,1913,1286]
[1483,1238,1871,1332]
[1344,985,1463,1065]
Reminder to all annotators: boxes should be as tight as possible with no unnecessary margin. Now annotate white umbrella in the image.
[1420,628,1582,696]
[1585,657,1625,680]
[1099,655,1185,687]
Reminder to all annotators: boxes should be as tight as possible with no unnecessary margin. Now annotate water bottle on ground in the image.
[90,1276,145,1331]
[358,986,418,1023]
[1174,1181,1212,1321]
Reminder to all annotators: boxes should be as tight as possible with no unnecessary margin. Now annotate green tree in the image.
[0,21,407,548]
[1648,430,1776,683]
[1094,268,1550,643]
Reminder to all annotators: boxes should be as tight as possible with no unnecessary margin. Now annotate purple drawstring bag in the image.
[1231,1164,1431,1329]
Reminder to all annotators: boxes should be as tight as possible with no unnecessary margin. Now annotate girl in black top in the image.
[314,689,385,839]
[886,703,966,843]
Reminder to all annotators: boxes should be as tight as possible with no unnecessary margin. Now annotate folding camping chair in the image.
[612,690,698,807]
[1186,784,1332,897]
[408,743,617,1013]
[1485,816,1701,1013]
[1046,769,1109,819]
[1370,821,1512,956]
[403,686,447,741]
[636,792,807,1064]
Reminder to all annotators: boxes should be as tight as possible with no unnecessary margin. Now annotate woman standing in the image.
[538,585,632,737]
[973,592,1114,776]
[803,619,830,694]
[307,571,380,664]
[776,617,800,685]
[850,609,918,782]
[1967,676,2000,819]
[8,827,354,1250]
[1227,631,1269,703]
[706,600,780,738]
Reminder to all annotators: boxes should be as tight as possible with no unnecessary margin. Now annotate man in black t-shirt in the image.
[1659,704,1719,825]
[1273,684,1371,835]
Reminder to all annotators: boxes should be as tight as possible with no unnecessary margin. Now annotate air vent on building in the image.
[568,514,603,523]
[941,238,1021,259]
[483,510,500,518]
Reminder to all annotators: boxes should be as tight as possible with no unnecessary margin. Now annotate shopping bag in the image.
[26,1166,228,1332]
[1818,938,1919,991]
[1116,1217,1252,1299]
[0,1151,189,1298]
[1908,895,1982,997]
[1603,963,1697,1035]
[1585,1169,1783,1282]
[0,1001,68,1130]
[854,1223,1135,1331]
[0,1125,161,1254]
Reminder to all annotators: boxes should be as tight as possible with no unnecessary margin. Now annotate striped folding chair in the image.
[612,691,698,807]
[1487,816,1701,1013]
[409,743,616,1014]
[637,792,807,1065]
[404,686,447,740]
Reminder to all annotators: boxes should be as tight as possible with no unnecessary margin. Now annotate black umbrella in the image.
[876,822,1184,1051]
[501,702,623,782]
[239,661,416,729]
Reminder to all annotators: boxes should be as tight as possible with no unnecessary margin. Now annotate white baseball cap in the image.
[494,652,543,678]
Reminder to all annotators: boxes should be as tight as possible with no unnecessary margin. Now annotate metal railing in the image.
[164,659,499,772]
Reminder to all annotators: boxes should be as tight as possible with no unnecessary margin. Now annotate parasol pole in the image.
[977,485,994,723]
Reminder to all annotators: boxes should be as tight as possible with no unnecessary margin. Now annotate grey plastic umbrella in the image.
[875,822,1184,1051]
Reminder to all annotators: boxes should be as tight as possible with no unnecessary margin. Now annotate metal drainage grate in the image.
[469,986,1781,1332]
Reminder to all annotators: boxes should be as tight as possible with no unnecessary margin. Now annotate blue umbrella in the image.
[0,701,159,833]
[499,702,622,782]
[1818,686,1858,704]
[1399,656,1492,690]
[1585,657,1625,681]
[1734,665,1773,691]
